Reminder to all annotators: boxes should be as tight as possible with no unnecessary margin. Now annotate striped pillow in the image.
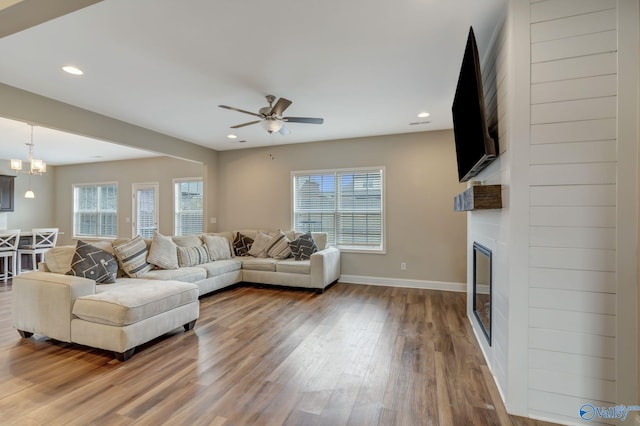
[266,231,291,259]
[177,244,210,267]
[113,235,153,277]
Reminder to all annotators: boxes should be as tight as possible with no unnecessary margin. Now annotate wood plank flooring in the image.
[0,281,556,425]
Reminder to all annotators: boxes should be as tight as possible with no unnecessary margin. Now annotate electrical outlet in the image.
[210,217,217,224]
[401,262,407,271]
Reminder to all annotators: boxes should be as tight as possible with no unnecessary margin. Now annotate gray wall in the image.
[54,156,203,245]
[217,130,467,284]
[0,161,56,231]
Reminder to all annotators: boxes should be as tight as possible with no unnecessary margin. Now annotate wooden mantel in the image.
[454,185,502,211]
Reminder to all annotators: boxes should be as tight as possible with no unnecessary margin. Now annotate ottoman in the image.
[70,279,199,361]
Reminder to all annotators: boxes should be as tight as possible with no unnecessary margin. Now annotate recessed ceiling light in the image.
[418,112,430,118]
[62,65,83,75]
[227,134,237,139]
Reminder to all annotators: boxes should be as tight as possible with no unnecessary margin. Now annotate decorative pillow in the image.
[113,235,153,277]
[203,234,232,260]
[44,246,76,274]
[67,240,118,284]
[147,231,179,269]
[288,232,319,261]
[172,234,203,248]
[177,244,210,267]
[248,231,273,258]
[233,233,254,257]
[266,231,292,259]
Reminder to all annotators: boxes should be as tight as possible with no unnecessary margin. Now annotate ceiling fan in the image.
[219,95,324,135]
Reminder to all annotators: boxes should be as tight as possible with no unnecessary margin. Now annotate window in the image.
[73,183,118,238]
[133,183,158,239]
[174,178,203,236]
[292,167,384,252]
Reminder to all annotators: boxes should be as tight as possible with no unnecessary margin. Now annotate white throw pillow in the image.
[147,232,179,269]
[247,231,273,258]
[204,234,232,260]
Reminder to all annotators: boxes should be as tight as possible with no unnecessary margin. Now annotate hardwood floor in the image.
[0,281,556,425]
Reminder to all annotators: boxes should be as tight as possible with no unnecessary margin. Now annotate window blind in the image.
[175,180,203,236]
[293,168,384,251]
[73,183,117,238]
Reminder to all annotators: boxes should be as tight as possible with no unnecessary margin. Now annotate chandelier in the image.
[10,125,46,198]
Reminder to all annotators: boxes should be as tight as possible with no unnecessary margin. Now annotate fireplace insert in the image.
[473,242,492,345]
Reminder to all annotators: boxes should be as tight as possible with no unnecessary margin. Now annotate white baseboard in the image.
[339,274,466,292]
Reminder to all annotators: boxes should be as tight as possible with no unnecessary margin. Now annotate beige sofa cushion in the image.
[241,257,277,272]
[248,231,272,258]
[139,266,206,283]
[172,234,203,247]
[276,259,311,274]
[72,280,198,327]
[198,260,242,278]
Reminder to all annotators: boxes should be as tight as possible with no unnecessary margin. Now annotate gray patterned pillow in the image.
[288,232,319,261]
[233,233,254,257]
[113,235,153,277]
[147,231,179,269]
[67,240,118,284]
[266,231,291,259]
[177,244,209,267]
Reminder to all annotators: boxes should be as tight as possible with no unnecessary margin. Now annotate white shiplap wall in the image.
[528,0,618,422]
[467,9,512,402]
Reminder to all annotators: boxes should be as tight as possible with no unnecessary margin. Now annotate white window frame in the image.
[72,181,118,239]
[291,166,385,253]
[173,177,204,236]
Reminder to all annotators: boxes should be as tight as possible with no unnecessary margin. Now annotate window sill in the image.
[336,246,385,255]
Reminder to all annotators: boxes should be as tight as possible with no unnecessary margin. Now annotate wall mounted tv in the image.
[451,27,497,182]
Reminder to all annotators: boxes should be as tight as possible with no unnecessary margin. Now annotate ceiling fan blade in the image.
[283,117,324,125]
[231,120,261,129]
[219,105,262,118]
[271,98,292,116]
[278,125,291,135]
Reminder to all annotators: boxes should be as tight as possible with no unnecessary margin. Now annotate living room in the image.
[0,1,638,425]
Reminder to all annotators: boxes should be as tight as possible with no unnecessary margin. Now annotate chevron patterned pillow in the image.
[288,231,319,261]
[67,240,118,284]
[233,232,254,257]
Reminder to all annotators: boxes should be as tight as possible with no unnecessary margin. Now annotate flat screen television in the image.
[452,27,497,182]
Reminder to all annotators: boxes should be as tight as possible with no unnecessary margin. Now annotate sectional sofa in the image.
[12,230,340,360]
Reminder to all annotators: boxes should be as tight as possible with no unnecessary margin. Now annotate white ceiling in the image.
[0,0,506,165]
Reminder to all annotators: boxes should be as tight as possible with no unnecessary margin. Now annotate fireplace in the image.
[473,242,492,345]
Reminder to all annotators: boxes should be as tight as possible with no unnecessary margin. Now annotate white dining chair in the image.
[17,228,58,273]
[0,229,20,283]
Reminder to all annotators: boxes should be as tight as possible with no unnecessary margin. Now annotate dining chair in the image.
[17,228,59,273]
[0,229,20,283]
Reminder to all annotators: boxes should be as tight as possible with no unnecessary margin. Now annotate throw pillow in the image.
[147,231,179,269]
[67,240,118,284]
[233,233,254,257]
[177,244,210,267]
[113,235,153,278]
[248,231,273,258]
[266,230,292,259]
[288,231,319,261]
[203,234,232,260]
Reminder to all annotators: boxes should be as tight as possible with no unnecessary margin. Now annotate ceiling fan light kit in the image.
[219,95,324,136]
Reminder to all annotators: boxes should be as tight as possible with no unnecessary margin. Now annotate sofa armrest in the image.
[12,272,96,342]
[310,247,341,288]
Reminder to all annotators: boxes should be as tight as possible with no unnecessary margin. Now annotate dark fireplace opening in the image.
[473,242,492,346]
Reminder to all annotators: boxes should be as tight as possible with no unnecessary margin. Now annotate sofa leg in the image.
[17,330,33,338]
[183,319,196,331]
[115,348,135,362]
